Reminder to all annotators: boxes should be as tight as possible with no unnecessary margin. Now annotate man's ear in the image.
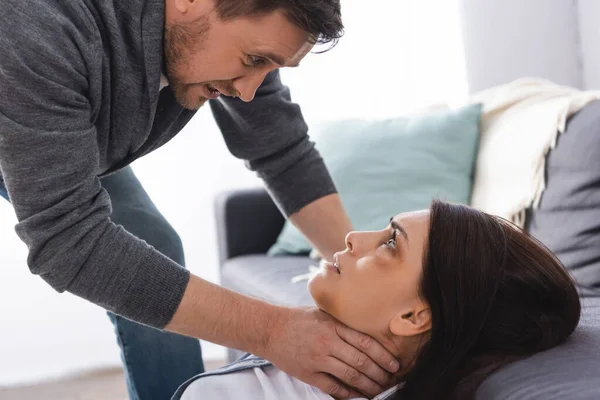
[389,303,431,337]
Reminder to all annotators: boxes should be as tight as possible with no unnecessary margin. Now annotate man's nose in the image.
[232,70,269,102]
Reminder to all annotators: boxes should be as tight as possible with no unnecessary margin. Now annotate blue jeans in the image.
[0,167,204,400]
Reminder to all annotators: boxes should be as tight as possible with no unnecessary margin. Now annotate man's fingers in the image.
[322,357,384,399]
[311,372,363,400]
[336,323,400,374]
[329,338,394,387]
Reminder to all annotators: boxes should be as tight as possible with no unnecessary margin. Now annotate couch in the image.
[214,101,600,399]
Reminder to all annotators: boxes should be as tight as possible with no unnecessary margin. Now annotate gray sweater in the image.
[0,0,336,328]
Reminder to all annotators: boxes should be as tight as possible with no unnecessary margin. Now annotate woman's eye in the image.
[385,235,397,249]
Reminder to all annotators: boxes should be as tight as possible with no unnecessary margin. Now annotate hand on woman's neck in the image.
[377,329,426,377]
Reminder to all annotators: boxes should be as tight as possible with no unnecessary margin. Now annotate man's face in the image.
[164,0,313,110]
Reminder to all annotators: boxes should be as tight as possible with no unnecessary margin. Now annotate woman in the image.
[173,200,581,400]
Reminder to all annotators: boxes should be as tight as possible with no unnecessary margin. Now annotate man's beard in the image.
[164,16,211,110]
[164,16,241,110]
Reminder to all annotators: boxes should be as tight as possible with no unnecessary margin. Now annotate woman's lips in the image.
[334,255,341,273]
[323,260,341,274]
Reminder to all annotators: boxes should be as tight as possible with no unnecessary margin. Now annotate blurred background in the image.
[2,0,598,397]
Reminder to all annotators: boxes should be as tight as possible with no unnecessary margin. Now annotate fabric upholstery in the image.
[475,298,600,399]
[214,187,286,266]
[526,100,600,296]
[221,255,315,307]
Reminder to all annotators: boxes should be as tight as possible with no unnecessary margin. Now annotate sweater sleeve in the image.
[209,70,338,216]
[0,2,189,328]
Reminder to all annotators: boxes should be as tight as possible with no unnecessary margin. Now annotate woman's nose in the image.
[345,231,356,253]
[345,230,385,255]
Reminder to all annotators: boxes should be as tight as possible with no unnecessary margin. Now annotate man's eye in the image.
[248,56,266,66]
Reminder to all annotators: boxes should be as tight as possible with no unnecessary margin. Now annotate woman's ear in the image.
[389,304,431,337]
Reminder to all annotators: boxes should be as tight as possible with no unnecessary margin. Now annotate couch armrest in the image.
[214,187,286,265]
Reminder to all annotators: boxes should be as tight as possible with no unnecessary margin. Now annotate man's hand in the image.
[263,307,400,399]
[165,276,398,397]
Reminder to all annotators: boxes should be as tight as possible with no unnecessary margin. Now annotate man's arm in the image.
[288,193,352,261]
[164,275,281,355]
[210,70,339,218]
[209,70,353,258]
[0,2,190,327]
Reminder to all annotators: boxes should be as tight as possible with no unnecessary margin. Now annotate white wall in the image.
[578,0,600,89]
[0,0,468,386]
[459,0,582,94]
[459,0,600,93]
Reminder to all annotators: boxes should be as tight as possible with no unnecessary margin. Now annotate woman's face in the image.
[308,210,431,339]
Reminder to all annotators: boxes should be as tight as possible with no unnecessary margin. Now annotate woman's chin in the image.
[308,272,335,313]
[307,273,321,298]
[308,271,326,302]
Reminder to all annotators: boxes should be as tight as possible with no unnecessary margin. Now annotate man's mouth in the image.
[207,85,220,95]
[204,84,222,99]
[205,83,239,98]
[199,84,222,100]
[333,255,341,274]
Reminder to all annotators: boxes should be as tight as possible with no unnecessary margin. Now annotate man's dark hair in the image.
[214,0,344,49]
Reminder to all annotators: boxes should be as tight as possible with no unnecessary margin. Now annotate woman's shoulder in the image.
[171,354,272,399]
[202,354,272,376]
[171,353,403,400]
[173,355,336,400]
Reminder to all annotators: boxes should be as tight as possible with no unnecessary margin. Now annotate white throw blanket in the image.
[469,78,600,227]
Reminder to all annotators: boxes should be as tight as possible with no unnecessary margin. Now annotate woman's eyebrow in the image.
[390,217,409,242]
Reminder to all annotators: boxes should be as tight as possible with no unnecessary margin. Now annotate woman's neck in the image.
[377,329,424,375]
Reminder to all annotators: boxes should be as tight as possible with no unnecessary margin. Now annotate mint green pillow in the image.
[268,103,482,255]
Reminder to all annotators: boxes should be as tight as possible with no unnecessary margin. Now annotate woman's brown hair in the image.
[395,200,581,399]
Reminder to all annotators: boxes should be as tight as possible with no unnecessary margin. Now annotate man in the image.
[0,0,400,399]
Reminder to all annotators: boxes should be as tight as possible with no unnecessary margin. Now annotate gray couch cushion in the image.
[221,255,315,307]
[526,100,600,295]
[476,297,600,399]
[480,100,600,398]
